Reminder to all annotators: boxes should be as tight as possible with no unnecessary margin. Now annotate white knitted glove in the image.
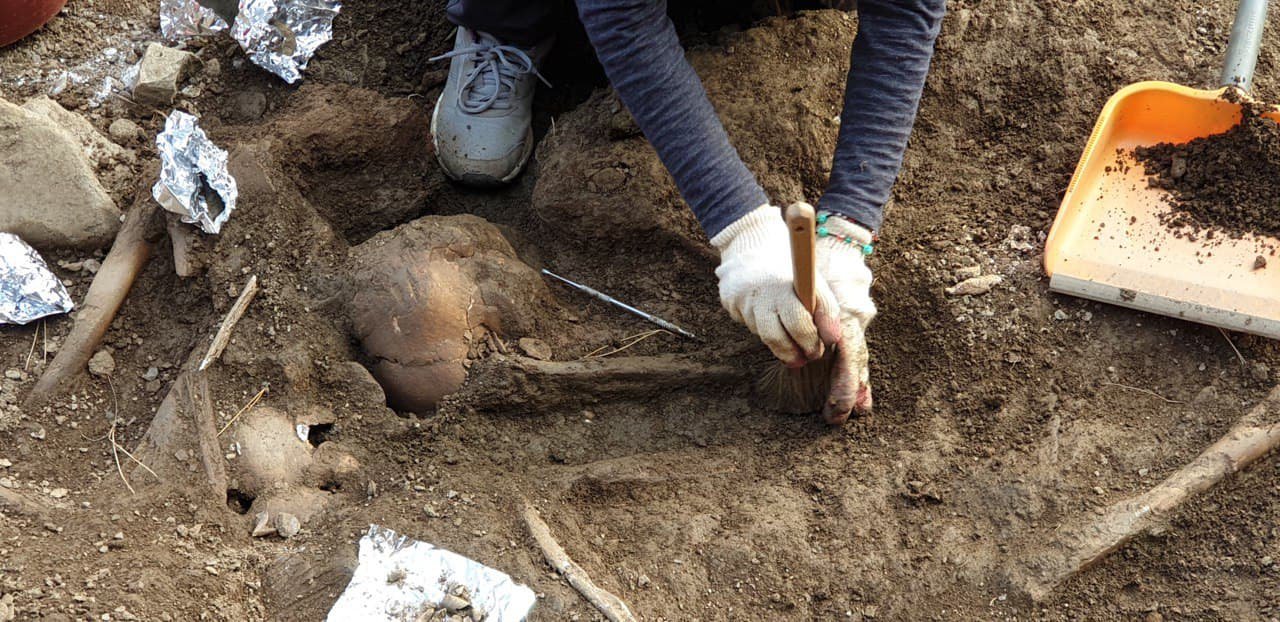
[710,204,841,368]
[813,211,877,424]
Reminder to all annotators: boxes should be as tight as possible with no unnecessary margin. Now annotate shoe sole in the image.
[430,93,534,187]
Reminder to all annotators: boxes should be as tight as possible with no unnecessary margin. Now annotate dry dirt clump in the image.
[1136,99,1280,240]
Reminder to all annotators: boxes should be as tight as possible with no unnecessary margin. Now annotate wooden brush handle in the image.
[784,202,817,312]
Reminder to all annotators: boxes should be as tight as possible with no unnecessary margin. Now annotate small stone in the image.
[1169,155,1187,179]
[88,350,115,377]
[107,119,141,143]
[1138,468,1149,477]
[230,91,268,122]
[1262,556,1274,567]
[49,488,68,499]
[273,512,300,539]
[945,274,1002,296]
[637,574,651,588]
[133,44,197,105]
[1092,486,1105,495]
[1250,362,1271,383]
[1053,310,1069,321]
[3,369,20,380]
[0,459,11,468]
[251,511,275,538]
[1192,385,1218,406]
[440,593,469,612]
[517,337,552,361]
[30,427,46,440]
[954,265,982,280]
[142,367,159,381]
[43,522,62,533]
[1254,255,1268,270]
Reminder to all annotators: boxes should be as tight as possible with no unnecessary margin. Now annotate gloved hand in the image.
[711,204,876,425]
[711,204,841,368]
[813,210,877,424]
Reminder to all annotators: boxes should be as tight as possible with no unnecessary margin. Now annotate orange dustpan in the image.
[1044,0,1280,339]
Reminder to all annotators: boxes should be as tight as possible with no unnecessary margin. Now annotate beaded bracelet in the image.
[815,211,877,256]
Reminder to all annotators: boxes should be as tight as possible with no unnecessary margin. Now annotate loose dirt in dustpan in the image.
[1135,99,1280,242]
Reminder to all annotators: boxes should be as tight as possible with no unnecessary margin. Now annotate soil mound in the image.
[1136,101,1280,240]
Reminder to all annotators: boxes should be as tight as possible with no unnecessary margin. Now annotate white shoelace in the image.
[430,32,550,114]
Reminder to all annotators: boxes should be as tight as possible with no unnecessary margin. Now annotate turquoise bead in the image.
[862,244,874,256]
[816,213,829,224]
[817,226,829,237]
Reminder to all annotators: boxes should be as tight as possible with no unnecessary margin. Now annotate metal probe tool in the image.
[541,269,698,340]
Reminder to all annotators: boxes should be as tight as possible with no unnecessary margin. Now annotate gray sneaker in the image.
[430,28,551,186]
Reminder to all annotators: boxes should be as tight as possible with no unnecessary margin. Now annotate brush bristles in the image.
[759,355,834,414]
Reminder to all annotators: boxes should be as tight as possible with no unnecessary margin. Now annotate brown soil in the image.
[3,1,1280,621]
[1136,99,1280,240]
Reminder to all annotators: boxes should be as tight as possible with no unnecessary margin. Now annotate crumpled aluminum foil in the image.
[0,234,74,325]
[327,525,536,622]
[231,0,342,84]
[159,0,229,38]
[152,111,238,235]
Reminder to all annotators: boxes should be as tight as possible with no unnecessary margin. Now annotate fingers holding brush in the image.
[823,319,873,425]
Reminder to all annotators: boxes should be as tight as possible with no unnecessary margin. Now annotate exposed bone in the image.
[199,274,259,370]
[131,371,227,502]
[453,355,750,412]
[521,500,637,622]
[1011,384,1280,600]
[0,487,51,520]
[26,195,163,408]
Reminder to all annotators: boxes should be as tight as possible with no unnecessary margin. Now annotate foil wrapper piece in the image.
[160,0,229,38]
[0,234,74,325]
[153,111,238,235]
[232,0,341,84]
[327,525,536,622]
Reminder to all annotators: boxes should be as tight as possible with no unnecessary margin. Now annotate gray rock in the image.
[87,350,115,378]
[133,44,197,105]
[273,512,301,539]
[22,96,132,169]
[108,118,142,144]
[0,97,121,250]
